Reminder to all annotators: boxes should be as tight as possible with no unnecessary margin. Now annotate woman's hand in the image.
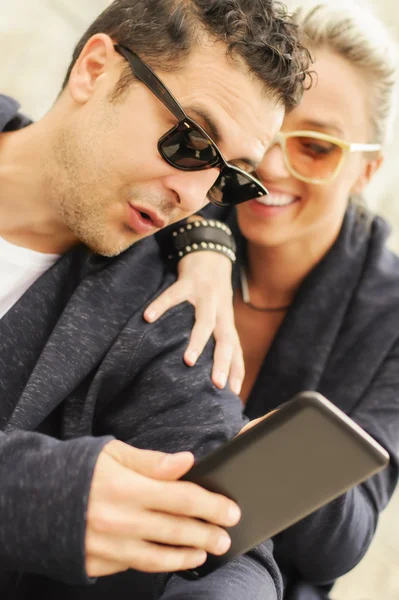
[237,410,279,436]
[144,251,244,395]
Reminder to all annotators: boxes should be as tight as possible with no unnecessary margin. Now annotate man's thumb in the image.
[103,440,195,480]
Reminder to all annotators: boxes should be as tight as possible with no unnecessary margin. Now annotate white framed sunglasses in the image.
[269,130,381,185]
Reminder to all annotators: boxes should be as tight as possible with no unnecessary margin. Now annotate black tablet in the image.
[181,391,389,578]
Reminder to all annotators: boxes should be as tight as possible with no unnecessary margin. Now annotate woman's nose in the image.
[257,142,290,181]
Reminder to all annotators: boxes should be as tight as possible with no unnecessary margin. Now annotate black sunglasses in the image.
[114,44,268,207]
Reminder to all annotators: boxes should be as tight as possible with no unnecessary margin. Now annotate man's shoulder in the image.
[96,236,174,293]
[74,237,178,329]
[0,94,32,132]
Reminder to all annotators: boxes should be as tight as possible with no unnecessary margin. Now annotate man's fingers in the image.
[122,540,207,573]
[150,479,241,528]
[86,556,130,578]
[103,440,194,481]
[88,442,241,578]
[131,541,207,573]
[87,541,206,576]
[138,513,231,556]
[143,282,189,323]
[87,510,231,557]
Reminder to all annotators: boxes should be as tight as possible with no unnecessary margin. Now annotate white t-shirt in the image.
[0,235,60,319]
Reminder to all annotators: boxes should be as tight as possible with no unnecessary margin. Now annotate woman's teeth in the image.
[256,193,296,207]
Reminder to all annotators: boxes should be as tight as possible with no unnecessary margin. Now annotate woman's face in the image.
[237,48,382,250]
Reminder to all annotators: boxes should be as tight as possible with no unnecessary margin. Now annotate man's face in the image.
[51,35,284,256]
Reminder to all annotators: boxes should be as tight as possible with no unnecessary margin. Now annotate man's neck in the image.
[0,120,77,254]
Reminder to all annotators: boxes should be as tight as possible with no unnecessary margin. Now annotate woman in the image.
[147,1,399,598]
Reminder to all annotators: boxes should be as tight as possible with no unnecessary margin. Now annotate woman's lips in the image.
[248,193,300,217]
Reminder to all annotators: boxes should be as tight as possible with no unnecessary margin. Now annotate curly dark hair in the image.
[62,0,311,110]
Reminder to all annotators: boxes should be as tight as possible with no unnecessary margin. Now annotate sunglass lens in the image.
[208,169,267,207]
[286,135,343,182]
[160,123,219,169]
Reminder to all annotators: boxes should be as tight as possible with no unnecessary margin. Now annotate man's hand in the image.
[85,440,241,577]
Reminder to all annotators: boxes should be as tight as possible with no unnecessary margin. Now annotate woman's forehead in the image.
[285,49,371,141]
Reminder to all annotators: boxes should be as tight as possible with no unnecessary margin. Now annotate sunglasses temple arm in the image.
[349,143,382,152]
[114,44,187,122]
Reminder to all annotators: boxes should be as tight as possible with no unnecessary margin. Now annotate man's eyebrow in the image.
[234,157,258,171]
[186,105,222,144]
[186,105,260,170]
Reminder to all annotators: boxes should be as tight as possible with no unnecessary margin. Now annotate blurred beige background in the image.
[1,1,398,598]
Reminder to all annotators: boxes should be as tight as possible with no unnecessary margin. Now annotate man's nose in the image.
[164,167,220,214]
[257,142,290,181]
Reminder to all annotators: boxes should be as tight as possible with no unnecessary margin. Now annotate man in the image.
[0,0,309,598]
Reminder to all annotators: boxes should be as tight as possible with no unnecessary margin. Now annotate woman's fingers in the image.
[143,249,244,390]
[184,297,217,366]
[211,308,245,393]
[211,330,235,389]
[226,336,245,396]
[237,411,279,436]
[143,281,189,323]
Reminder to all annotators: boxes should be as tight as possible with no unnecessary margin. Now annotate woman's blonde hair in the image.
[290,0,398,145]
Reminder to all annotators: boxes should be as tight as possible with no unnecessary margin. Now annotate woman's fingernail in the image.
[186,351,198,366]
[145,310,157,322]
[214,371,227,388]
[230,379,242,395]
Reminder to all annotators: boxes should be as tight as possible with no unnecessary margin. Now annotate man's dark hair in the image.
[62,0,311,111]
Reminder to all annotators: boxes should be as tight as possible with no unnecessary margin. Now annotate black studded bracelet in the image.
[166,219,237,264]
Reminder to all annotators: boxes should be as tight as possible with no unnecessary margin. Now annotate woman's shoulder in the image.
[365,210,399,292]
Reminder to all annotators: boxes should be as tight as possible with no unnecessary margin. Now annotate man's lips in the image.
[127,204,167,234]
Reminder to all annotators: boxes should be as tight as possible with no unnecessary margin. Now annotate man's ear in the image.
[351,154,384,195]
[67,34,117,104]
